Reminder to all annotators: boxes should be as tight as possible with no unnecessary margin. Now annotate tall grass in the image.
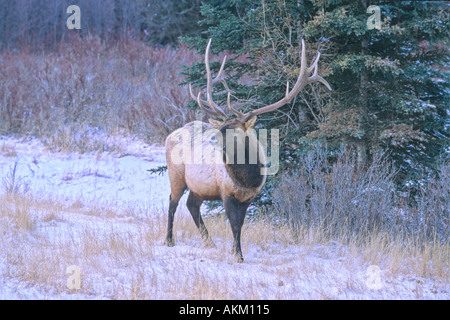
[0,34,199,151]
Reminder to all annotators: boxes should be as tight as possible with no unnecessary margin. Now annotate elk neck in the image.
[222,132,265,190]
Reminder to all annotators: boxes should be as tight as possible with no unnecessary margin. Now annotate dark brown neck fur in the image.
[223,138,264,189]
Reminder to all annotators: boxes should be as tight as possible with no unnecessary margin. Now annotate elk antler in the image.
[188,39,231,121]
[238,39,332,122]
[189,39,332,123]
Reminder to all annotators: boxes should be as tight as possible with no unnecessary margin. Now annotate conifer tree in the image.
[181,0,449,190]
[302,0,449,185]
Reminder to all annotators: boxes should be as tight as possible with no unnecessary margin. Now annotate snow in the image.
[0,136,170,210]
[0,135,448,300]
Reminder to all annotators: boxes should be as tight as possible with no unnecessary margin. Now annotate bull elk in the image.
[165,39,331,262]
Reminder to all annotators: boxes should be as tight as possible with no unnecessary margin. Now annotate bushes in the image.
[416,163,450,242]
[0,35,199,151]
[272,149,449,244]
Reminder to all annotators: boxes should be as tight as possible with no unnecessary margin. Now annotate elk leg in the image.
[224,196,250,263]
[187,192,215,248]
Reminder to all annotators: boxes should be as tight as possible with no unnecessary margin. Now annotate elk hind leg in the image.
[165,188,185,247]
[186,192,215,248]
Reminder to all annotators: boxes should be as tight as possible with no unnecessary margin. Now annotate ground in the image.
[0,135,448,299]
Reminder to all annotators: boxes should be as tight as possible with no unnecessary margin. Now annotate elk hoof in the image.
[164,239,175,247]
[204,238,216,248]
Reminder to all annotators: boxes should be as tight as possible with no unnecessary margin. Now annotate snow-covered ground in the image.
[0,135,170,210]
[0,136,448,299]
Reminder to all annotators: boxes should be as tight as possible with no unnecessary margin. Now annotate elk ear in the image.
[208,118,223,129]
[244,116,257,131]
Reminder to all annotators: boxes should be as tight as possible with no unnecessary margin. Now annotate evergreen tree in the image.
[181,0,449,192]
[302,0,449,186]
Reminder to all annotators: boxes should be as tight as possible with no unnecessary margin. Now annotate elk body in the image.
[165,39,331,262]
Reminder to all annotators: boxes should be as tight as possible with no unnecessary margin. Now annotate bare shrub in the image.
[272,150,448,244]
[415,163,449,243]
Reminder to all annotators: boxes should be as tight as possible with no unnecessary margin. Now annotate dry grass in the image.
[0,142,18,157]
[0,191,447,299]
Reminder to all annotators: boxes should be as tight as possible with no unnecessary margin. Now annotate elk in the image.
[164,39,331,262]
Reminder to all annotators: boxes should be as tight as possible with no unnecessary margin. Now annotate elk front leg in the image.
[224,196,250,263]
